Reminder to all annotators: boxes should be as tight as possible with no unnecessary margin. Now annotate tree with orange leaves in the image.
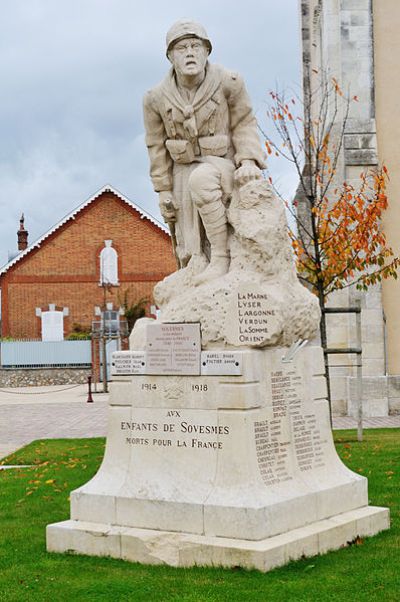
[261,75,399,404]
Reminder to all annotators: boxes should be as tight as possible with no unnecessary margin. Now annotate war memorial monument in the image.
[47,20,389,571]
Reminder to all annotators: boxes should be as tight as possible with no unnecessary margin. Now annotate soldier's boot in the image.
[193,200,229,285]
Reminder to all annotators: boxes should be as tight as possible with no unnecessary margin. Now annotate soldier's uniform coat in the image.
[143,63,265,263]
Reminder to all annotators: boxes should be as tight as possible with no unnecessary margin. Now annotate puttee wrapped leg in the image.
[188,163,229,285]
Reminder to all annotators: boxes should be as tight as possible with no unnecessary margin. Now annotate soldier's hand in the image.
[234,161,263,187]
[159,191,177,222]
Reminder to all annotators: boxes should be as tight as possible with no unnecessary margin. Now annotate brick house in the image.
[0,185,176,339]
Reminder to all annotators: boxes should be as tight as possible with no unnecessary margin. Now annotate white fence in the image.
[0,340,92,369]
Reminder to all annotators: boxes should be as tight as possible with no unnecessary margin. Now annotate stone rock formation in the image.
[150,179,320,348]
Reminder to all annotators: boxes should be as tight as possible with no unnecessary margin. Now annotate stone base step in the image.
[47,505,389,572]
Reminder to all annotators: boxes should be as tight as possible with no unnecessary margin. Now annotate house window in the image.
[100,240,119,285]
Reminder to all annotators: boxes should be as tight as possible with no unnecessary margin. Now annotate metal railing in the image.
[323,306,363,441]
[0,340,91,369]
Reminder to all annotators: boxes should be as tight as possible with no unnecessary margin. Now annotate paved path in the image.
[0,384,108,459]
[0,384,399,460]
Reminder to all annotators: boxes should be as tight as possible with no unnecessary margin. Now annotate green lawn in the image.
[0,430,398,602]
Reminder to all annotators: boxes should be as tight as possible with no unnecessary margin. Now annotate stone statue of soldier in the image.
[143,20,266,285]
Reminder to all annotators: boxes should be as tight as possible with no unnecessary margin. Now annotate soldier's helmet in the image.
[166,20,212,56]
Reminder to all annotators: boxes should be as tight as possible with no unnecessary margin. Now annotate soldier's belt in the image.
[166,135,228,164]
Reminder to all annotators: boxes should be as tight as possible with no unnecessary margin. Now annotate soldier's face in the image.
[170,37,208,77]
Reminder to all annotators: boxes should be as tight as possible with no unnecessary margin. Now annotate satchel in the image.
[198,135,228,158]
[165,139,195,164]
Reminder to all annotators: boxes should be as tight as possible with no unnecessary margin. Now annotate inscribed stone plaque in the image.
[269,363,327,473]
[200,351,242,375]
[226,285,282,346]
[254,408,293,486]
[145,323,201,375]
[120,407,231,451]
[111,351,146,375]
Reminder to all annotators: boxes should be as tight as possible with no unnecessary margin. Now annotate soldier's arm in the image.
[223,72,266,170]
[143,91,173,192]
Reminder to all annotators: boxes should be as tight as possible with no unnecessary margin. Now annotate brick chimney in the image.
[18,213,28,251]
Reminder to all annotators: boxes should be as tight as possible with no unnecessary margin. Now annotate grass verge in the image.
[0,430,398,602]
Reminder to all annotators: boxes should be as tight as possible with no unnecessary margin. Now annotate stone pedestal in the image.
[46,345,389,571]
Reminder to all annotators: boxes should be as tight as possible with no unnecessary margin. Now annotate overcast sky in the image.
[0,0,301,265]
